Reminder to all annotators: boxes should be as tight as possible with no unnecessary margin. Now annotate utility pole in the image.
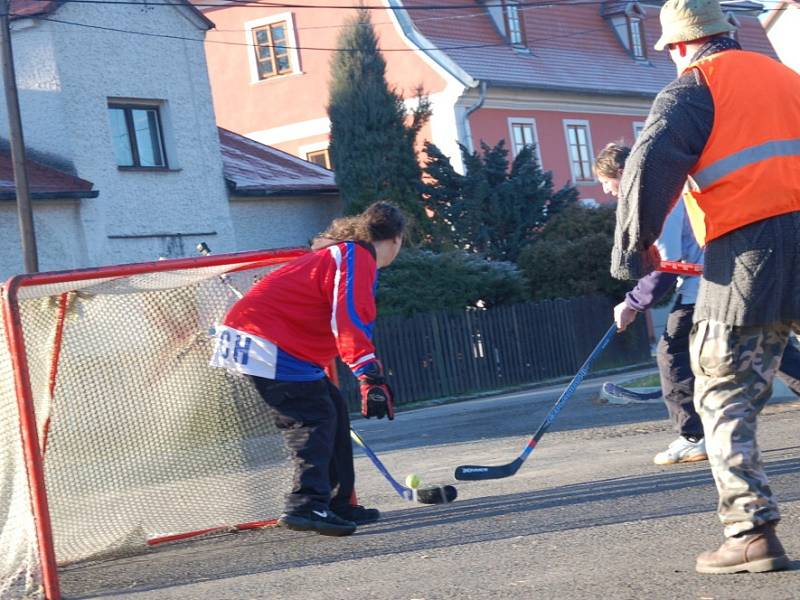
[0,0,38,273]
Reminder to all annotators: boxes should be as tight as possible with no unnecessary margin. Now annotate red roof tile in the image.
[218,127,338,197]
[404,0,777,96]
[9,0,60,19]
[0,151,97,198]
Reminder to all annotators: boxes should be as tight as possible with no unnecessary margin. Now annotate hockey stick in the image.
[658,261,702,276]
[600,381,662,404]
[350,429,457,505]
[454,323,618,481]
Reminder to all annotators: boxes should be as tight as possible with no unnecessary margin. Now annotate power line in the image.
[40,14,622,51]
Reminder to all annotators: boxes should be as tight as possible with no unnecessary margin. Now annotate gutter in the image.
[0,190,99,200]
[462,80,487,153]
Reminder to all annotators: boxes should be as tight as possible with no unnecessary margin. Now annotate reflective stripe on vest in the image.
[683,50,800,245]
[691,138,800,192]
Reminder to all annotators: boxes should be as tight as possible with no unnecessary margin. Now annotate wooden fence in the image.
[337,295,651,410]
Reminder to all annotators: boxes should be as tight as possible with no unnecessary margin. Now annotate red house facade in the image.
[201,0,775,205]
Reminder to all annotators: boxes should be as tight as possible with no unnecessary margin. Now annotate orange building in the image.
[201,0,776,205]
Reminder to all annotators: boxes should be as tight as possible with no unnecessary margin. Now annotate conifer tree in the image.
[328,9,430,239]
[421,140,577,262]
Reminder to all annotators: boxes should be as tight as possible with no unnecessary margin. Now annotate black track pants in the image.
[252,376,355,514]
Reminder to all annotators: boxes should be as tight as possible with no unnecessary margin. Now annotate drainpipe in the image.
[462,80,487,154]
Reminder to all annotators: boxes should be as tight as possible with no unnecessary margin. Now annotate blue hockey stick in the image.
[454,323,618,480]
[350,429,456,504]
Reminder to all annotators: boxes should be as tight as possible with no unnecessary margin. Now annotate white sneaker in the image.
[653,436,708,465]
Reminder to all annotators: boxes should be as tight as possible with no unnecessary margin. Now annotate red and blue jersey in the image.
[210,241,380,381]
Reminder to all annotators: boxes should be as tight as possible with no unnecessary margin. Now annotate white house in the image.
[763,1,800,74]
[0,0,339,280]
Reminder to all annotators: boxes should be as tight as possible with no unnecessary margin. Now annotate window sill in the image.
[117,166,182,173]
[573,179,597,186]
[250,71,304,85]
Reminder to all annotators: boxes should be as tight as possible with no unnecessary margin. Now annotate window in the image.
[633,121,646,140]
[628,17,646,59]
[508,118,542,166]
[108,104,167,168]
[252,21,292,80]
[564,120,594,183]
[504,0,526,47]
[306,149,332,170]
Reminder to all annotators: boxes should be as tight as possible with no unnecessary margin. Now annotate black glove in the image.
[358,361,394,420]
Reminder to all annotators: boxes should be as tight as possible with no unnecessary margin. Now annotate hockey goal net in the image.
[0,248,307,599]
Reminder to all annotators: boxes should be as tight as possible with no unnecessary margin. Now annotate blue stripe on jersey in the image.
[275,347,326,381]
[345,242,376,340]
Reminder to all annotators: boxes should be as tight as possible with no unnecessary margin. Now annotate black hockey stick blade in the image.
[455,457,523,481]
[415,484,458,504]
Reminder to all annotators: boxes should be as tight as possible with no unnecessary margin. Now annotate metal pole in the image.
[0,0,38,273]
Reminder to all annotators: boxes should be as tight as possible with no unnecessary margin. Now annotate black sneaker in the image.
[278,509,357,537]
[333,504,381,525]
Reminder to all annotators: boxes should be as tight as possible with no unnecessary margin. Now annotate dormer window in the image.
[603,1,648,61]
[504,0,526,47]
[628,17,646,59]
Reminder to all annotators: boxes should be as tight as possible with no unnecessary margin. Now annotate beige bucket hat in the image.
[654,0,733,51]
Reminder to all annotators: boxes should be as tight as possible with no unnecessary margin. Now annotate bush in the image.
[377,249,529,316]
[517,204,632,302]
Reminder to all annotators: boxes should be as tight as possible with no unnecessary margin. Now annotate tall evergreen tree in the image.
[328,9,430,239]
[422,140,577,262]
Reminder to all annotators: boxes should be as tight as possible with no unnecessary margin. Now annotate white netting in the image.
[0,255,298,599]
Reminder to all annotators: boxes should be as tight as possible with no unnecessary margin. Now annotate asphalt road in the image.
[60,369,800,599]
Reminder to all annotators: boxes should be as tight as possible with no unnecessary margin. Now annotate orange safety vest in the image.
[682,50,800,246]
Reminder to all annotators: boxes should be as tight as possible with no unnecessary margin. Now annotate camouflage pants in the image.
[690,319,799,538]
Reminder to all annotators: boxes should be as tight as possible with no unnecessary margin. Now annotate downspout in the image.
[462,80,487,154]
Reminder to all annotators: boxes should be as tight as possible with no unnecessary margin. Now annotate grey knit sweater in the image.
[611,39,800,327]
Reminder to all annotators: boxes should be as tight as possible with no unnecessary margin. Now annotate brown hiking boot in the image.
[696,523,789,574]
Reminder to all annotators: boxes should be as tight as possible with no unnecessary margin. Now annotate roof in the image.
[402,0,777,97]
[0,151,98,200]
[9,0,214,28]
[218,127,339,197]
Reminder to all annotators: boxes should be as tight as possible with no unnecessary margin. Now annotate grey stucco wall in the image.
[229,195,343,251]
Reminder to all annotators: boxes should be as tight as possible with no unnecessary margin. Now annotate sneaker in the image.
[653,436,708,465]
[278,509,357,537]
[333,504,380,525]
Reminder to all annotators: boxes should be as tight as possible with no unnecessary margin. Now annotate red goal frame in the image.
[2,248,306,600]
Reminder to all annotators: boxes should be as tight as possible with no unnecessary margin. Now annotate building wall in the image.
[0,3,237,277]
[202,2,450,161]
[0,200,88,279]
[466,92,652,204]
[229,195,342,251]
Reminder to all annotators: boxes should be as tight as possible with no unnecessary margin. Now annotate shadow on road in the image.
[61,455,800,599]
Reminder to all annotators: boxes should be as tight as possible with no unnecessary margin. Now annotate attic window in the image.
[504,0,526,47]
[628,17,646,59]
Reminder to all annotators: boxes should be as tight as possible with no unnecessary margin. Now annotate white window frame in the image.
[563,119,595,184]
[628,17,645,59]
[633,121,646,140]
[504,0,525,47]
[299,140,331,169]
[245,12,302,84]
[507,118,542,166]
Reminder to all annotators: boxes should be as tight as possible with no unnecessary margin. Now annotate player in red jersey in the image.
[211,202,404,536]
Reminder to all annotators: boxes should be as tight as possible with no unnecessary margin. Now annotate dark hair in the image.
[321,202,406,243]
[594,142,631,178]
